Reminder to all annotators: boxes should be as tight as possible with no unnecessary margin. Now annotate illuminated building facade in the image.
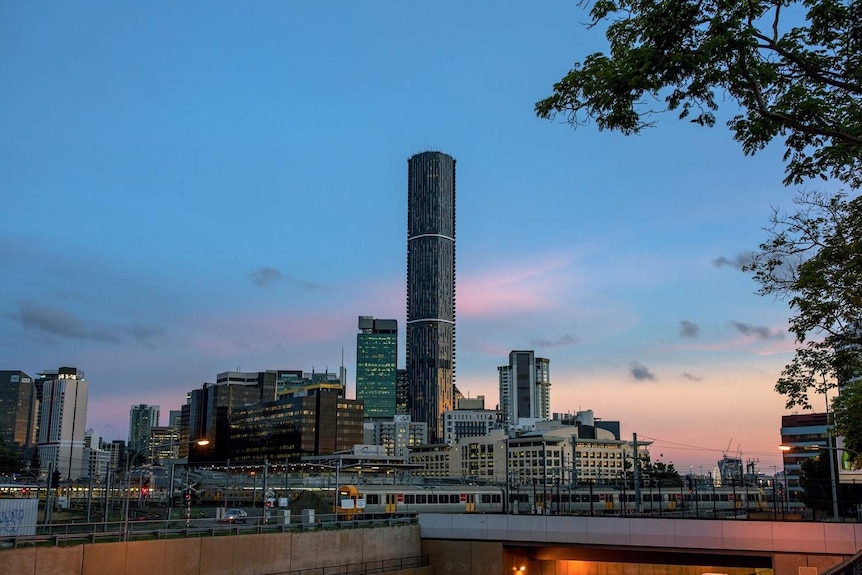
[37,367,89,480]
[0,370,37,453]
[356,316,398,419]
[229,384,364,462]
[128,403,160,457]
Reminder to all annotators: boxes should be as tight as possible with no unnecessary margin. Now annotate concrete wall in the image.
[0,524,423,575]
[419,514,862,557]
[419,515,859,575]
[422,539,502,575]
[422,539,847,575]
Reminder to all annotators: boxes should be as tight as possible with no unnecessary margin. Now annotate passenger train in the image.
[335,483,767,518]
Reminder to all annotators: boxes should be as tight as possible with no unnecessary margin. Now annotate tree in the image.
[535,0,862,188]
[638,453,682,486]
[745,191,862,461]
[798,453,835,515]
[798,450,862,517]
[535,1,862,463]
[0,438,22,476]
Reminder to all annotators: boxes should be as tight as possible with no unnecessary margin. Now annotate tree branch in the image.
[752,31,862,95]
[737,52,862,146]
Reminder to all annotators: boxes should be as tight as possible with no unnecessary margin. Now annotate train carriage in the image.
[337,483,765,517]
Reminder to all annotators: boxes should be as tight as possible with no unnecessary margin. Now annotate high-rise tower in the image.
[406,150,456,443]
[128,404,160,458]
[498,351,551,427]
[356,316,398,419]
[37,367,89,480]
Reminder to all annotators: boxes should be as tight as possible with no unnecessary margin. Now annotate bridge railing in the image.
[821,550,862,575]
[273,555,428,575]
[0,514,417,549]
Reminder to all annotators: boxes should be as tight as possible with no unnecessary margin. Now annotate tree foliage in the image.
[536,0,862,187]
[638,453,682,486]
[536,0,862,472]
[745,191,862,460]
[0,438,22,476]
[798,451,862,516]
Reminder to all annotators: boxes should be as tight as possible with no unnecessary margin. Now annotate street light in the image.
[123,438,209,540]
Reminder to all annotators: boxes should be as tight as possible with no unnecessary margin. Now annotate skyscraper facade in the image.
[406,151,456,443]
[0,370,37,453]
[498,351,551,426]
[356,316,398,419]
[37,367,89,480]
[128,403,160,457]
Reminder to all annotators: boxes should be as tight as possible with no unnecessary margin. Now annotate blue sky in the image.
[1,2,821,470]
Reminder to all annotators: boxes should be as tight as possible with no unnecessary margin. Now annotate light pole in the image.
[123,438,209,541]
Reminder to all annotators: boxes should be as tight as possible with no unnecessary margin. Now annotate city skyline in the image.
[1,2,817,471]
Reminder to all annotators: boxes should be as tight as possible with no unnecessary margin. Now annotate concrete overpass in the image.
[419,514,862,575]
[2,515,859,575]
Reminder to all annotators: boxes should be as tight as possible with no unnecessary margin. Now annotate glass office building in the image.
[356,316,398,419]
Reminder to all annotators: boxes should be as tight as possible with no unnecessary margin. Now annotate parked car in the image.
[220,508,248,523]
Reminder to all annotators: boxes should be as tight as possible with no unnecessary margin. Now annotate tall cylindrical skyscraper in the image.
[406,151,456,444]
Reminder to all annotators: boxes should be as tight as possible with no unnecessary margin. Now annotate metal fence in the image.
[822,550,862,575]
[0,514,416,549]
[274,555,428,575]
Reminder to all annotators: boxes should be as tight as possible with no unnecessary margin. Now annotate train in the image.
[335,483,768,518]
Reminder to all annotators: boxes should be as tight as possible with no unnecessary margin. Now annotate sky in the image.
[1,2,828,472]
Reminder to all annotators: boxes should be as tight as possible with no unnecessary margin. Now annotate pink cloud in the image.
[458,254,577,318]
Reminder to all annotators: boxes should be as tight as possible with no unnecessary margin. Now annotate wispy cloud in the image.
[247,266,326,290]
[248,266,283,287]
[528,334,580,349]
[10,301,166,346]
[458,254,575,318]
[730,320,784,340]
[712,253,755,269]
[128,324,167,348]
[682,372,703,382]
[679,320,700,338]
[11,301,118,342]
[629,361,657,382]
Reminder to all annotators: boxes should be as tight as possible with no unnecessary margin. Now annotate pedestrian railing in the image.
[821,550,862,575]
[0,515,417,549]
[273,555,428,575]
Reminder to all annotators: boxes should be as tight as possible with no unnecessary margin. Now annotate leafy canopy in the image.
[536,0,862,187]
[746,191,862,458]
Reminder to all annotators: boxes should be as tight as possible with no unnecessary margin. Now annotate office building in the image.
[409,444,455,478]
[128,404,160,458]
[452,424,645,487]
[498,351,551,427]
[457,394,485,410]
[186,370,278,462]
[406,150,457,443]
[396,369,409,415]
[443,408,501,444]
[99,438,126,474]
[83,429,110,481]
[36,367,89,480]
[0,370,37,453]
[780,412,830,506]
[356,316,398,419]
[150,426,180,462]
[364,415,428,458]
[229,383,364,462]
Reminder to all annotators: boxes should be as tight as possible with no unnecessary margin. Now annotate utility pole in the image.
[633,433,641,513]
